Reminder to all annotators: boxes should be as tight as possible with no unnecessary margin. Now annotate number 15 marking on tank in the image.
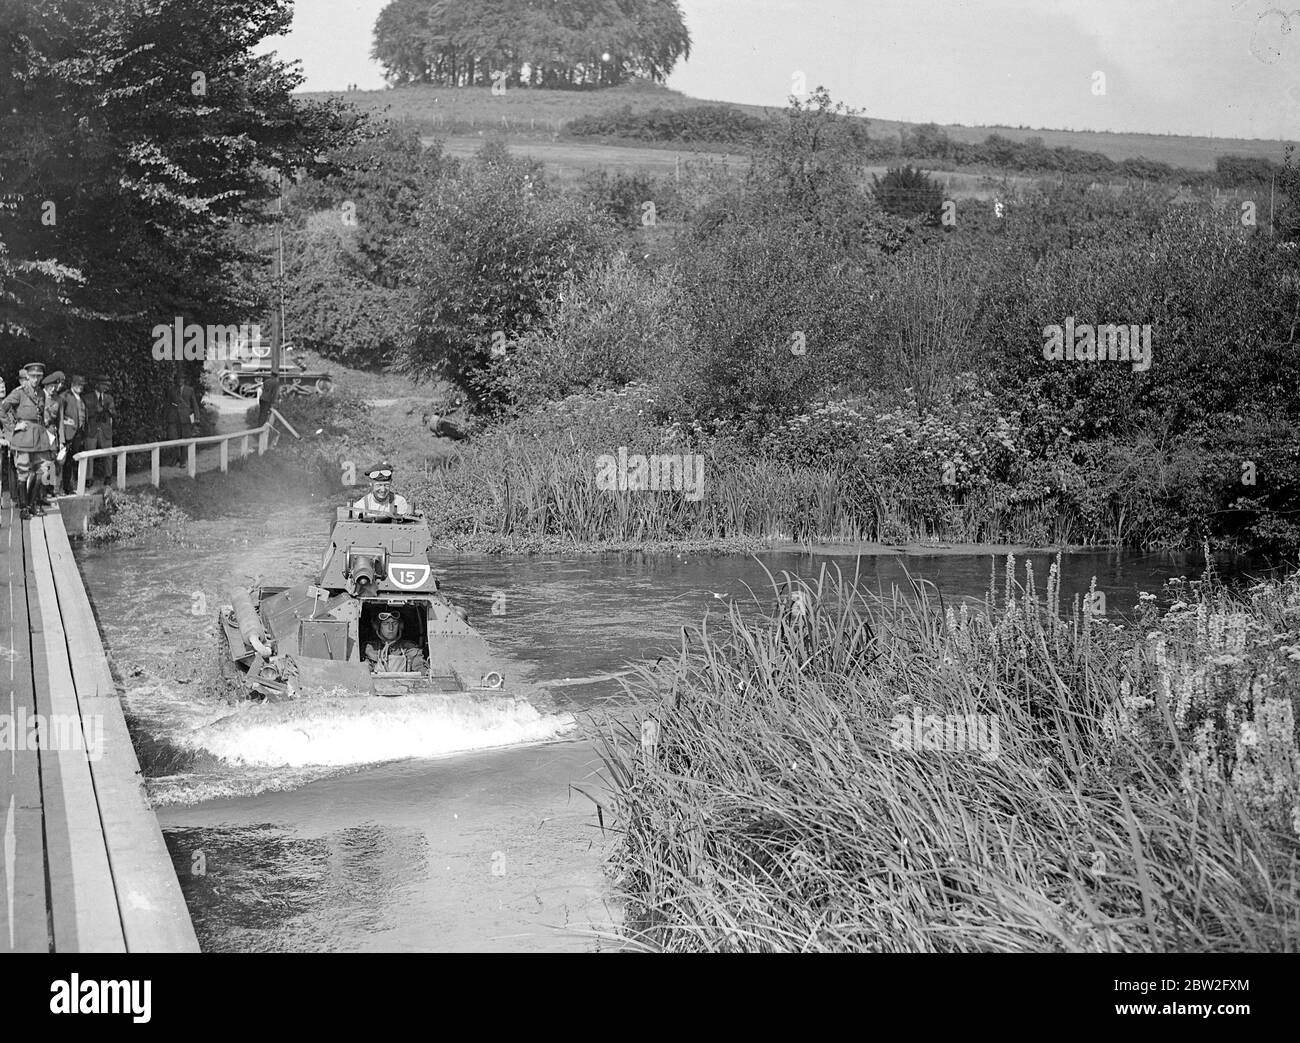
[388,563,431,589]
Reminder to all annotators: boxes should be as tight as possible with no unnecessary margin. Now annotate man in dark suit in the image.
[163,374,186,465]
[85,376,115,486]
[257,371,280,428]
[54,374,91,494]
[178,372,201,437]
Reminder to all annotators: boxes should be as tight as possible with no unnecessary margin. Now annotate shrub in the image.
[566,104,770,145]
[400,144,618,408]
[493,252,690,408]
[871,165,944,221]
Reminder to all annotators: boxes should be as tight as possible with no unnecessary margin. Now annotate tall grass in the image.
[409,435,1061,549]
[589,557,1300,951]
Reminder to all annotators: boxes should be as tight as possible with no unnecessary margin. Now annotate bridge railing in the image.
[72,422,273,495]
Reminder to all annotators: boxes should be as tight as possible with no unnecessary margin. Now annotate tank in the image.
[216,506,506,701]
[215,342,334,398]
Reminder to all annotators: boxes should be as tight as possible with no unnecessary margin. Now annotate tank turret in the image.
[319,507,438,595]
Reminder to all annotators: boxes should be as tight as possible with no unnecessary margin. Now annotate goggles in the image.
[367,470,393,481]
[377,611,399,622]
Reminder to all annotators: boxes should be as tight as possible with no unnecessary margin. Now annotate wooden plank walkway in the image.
[0,504,198,952]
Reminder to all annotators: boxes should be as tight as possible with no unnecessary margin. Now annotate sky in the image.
[264,0,1300,140]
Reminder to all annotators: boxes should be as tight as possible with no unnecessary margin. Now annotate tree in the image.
[0,0,363,441]
[275,126,452,365]
[401,143,617,406]
[371,0,691,88]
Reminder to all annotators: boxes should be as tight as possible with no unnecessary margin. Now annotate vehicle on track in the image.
[215,341,334,399]
[217,507,508,701]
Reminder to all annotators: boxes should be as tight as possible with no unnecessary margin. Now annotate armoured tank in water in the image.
[217,506,506,701]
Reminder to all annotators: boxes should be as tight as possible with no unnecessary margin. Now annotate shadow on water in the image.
[166,823,417,952]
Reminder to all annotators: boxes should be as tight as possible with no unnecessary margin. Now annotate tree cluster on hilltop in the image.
[371,0,690,88]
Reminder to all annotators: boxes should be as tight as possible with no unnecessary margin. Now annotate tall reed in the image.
[589,558,1300,951]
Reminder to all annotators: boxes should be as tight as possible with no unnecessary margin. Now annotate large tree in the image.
[0,0,363,440]
[372,0,691,88]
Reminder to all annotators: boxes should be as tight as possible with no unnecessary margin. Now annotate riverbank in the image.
[73,387,1296,563]
[591,556,1300,952]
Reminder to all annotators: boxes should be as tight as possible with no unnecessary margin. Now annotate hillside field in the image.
[302,82,1294,171]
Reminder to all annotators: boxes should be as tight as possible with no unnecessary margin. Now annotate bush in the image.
[871,165,944,221]
[400,144,618,409]
[566,104,770,145]
[85,489,189,544]
[669,211,868,433]
[575,169,681,227]
[494,252,689,408]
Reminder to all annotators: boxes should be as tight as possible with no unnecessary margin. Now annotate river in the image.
[75,504,1265,951]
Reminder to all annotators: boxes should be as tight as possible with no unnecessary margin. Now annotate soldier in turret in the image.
[351,460,412,517]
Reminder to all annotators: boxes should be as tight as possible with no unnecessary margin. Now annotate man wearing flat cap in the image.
[1,362,57,517]
[351,461,411,517]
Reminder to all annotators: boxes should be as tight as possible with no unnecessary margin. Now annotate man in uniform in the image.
[163,374,187,465]
[85,376,115,486]
[0,362,56,517]
[55,373,90,494]
[364,611,427,673]
[351,461,412,516]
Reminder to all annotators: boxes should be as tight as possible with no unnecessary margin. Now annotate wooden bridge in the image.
[0,503,198,952]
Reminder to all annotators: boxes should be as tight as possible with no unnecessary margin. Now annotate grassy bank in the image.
[590,557,1300,951]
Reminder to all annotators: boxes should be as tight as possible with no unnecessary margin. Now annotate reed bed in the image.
[412,435,1062,547]
[589,557,1300,952]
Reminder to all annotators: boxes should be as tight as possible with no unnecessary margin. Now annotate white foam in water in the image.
[180,693,577,768]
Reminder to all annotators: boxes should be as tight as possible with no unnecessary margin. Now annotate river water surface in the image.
[76,504,1262,951]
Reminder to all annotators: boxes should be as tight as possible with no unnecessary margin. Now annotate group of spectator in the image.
[0,362,115,519]
[0,361,272,521]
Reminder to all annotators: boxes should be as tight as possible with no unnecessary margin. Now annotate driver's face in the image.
[371,480,392,502]
[379,618,400,641]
